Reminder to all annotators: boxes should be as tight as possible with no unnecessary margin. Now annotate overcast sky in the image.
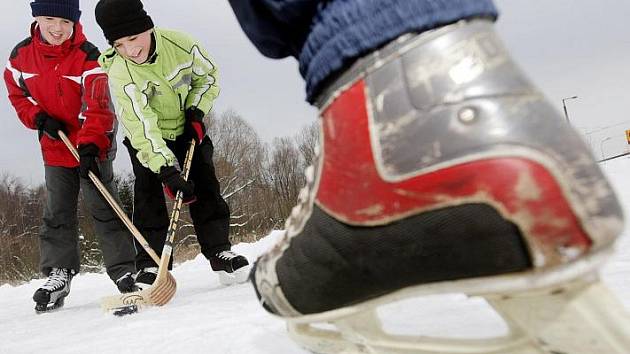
[1,0,629,185]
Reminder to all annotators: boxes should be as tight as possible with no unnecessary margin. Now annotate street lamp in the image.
[600,136,612,160]
[562,96,578,124]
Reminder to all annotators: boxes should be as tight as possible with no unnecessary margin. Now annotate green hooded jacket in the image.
[99,27,219,173]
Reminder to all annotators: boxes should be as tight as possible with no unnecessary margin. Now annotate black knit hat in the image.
[95,0,154,43]
[31,0,81,22]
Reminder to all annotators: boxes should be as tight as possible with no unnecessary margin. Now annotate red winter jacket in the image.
[3,22,115,167]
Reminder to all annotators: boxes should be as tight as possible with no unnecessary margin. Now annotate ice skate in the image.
[210,250,250,285]
[134,267,158,290]
[33,268,74,314]
[115,272,139,293]
[101,267,162,316]
[249,20,630,354]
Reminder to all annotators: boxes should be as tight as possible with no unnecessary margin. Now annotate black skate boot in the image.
[249,19,629,354]
[134,267,157,290]
[115,272,139,293]
[111,272,141,317]
[33,268,74,314]
[210,250,249,285]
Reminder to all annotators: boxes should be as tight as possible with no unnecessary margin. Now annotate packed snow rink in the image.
[1,158,629,354]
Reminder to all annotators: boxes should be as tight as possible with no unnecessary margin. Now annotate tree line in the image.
[0,110,318,284]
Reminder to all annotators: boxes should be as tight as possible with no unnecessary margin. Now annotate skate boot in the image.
[134,267,158,290]
[115,272,139,293]
[210,250,250,285]
[250,19,630,353]
[33,268,74,314]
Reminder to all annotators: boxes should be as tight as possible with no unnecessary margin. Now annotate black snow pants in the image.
[123,135,231,270]
[39,161,136,281]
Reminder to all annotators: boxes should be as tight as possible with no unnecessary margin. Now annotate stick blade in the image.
[101,272,177,312]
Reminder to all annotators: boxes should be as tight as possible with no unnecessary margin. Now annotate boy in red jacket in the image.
[3,0,136,313]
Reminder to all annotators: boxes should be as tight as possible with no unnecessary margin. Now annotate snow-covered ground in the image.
[1,157,629,354]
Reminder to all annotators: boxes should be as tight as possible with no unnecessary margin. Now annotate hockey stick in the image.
[153,139,196,294]
[100,139,196,313]
[58,131,177,311]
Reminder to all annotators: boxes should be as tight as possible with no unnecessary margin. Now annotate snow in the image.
[1,157,629,353]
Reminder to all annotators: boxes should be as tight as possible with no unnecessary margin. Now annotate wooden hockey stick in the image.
[100,139,196,312]
[58,131,177,311]
[152,139,196,295]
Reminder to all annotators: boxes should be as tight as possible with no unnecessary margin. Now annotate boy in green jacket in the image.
[94,0,249,286]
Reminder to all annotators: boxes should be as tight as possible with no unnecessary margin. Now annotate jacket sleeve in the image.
[227,0,321,58]
[184,36,220,115]
[3,58,42,129]
[108,62,176,173]
[76,47,115,154]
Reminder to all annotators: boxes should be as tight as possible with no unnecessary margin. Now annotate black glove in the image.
[78,144,101,179]
[158,166,196,204]
[35,112,67,140]
[183,107,206,144]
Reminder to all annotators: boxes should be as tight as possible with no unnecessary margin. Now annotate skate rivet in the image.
[458,107,477,124]
[556,245,582,261]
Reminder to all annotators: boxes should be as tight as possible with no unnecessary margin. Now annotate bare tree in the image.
[207,109,273,242]
[0,172,137,284]
[266,137,304,220]
[296,120,320,168]
[0,175,43,284]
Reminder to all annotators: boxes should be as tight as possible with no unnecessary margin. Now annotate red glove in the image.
[184,108,206,143]
[158,166,196,204]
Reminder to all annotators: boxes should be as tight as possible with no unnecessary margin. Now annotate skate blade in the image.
[101,272,176,313]
[217,267,250,286]
[286,277,630,354]
[35,298,65,314]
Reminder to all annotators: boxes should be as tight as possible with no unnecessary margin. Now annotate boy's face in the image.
[35,16,74,46]
[113,29,152,64]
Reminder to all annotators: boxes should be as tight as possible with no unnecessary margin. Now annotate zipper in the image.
[54,64,62,96]
[54,61,69,116]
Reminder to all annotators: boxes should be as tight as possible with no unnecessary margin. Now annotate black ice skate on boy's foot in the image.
[33,268,74,314]
[115,272,139,293]
[210,250,250,285]
[250,20,630,354]
[134,267,158,290]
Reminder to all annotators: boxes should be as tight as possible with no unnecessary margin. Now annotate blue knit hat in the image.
[31,0,81,22]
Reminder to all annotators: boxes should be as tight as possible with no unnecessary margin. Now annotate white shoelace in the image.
[134,267,158,280]
[216,250,239,261]
[41,268,69,291]
[142,267,158,274]
[115,272,133,284]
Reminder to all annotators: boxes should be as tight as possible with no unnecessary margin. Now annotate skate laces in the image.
[136,267,158,277]
[216,250,240,261]
[134,267,158,289]
[115,272,133,284]
[40,268,70,291]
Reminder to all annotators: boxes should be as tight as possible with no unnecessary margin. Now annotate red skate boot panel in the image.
[316,80,591,265]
